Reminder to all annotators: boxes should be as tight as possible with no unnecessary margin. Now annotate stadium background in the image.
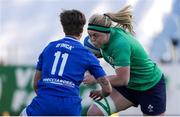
[0,0,180,115]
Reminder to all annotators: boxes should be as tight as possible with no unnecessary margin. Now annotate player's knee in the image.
[87,104,104,116]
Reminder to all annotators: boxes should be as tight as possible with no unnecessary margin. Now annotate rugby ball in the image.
[83,36,100,54]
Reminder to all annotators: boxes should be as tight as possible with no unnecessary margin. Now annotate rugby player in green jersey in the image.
[83,5,166,116]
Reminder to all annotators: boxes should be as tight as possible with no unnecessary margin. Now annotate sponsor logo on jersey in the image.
[43,78,75,88]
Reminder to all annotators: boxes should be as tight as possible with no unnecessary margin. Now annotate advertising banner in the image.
[0,65,97,115]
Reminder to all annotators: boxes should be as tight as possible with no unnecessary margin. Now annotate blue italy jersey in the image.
[36,36,106,98]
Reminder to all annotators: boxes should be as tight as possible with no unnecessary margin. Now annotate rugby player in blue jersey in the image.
[20,9,112,116]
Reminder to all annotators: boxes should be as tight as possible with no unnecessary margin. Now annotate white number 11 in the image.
[51,51,69,76]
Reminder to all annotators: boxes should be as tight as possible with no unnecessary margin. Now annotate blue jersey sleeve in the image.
[36,44,50,71]
[87,52,106,79]
[36,52,43,71]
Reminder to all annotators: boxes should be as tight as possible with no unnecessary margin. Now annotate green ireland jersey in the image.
[101,27,162,91]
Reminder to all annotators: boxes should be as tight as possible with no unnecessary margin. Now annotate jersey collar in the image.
[64,36,81,43]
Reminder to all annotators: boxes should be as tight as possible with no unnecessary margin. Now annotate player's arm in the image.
[84,66,130,86]
[90,76,112,101]
[108,38,131,86]
[83,71,97,85]
[106,66,130,86]
[33,70,41,94]
[34,50,44,94]
[97,76,112,97]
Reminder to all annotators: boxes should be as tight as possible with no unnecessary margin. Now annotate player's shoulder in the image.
[40,39,63,53]
[49,39,63,45]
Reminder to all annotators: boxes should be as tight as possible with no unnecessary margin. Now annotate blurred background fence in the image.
[0,63,180,115]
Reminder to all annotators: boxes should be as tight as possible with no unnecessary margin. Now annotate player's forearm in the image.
[107,75,129,86]
[97,77,112,97]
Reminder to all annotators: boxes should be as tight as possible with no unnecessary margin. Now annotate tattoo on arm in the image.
[97,77,112,97]
[97,77,109,86]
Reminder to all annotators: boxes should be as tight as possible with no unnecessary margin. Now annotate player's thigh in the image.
[110,88,134,111]
[87,103,104,116]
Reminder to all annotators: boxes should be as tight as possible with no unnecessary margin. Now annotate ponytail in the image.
[88,5,134,34]
[104,5,134,34]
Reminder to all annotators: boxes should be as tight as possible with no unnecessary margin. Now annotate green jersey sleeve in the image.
[111,39,131,67]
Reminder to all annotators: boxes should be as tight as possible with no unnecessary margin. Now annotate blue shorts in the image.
[114,75,166,115]
[25,94,82,116]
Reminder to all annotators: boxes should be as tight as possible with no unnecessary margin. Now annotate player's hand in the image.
[94,53,102,58]
[83,74,97,85]
[89,90,104,101]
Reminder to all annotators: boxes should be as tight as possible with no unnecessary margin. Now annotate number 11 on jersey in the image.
[51,51,69,76]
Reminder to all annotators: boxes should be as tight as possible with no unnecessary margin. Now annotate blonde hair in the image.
[89,5,134,34]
